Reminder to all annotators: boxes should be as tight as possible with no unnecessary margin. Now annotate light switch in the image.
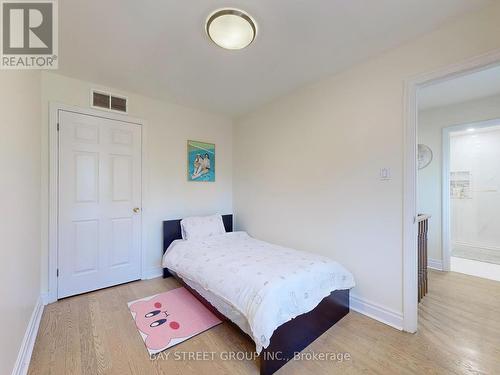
[380,168,391,180]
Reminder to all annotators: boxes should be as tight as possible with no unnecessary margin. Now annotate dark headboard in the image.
[162,214,233,254]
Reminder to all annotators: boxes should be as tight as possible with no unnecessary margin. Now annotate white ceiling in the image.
[419,65,500,110]
[58,0,493,117]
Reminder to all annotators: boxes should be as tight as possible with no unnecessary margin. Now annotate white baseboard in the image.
[11,297,44,375]
[350,295,403,331]
[451,256,500,282]
[143,267,163,280]
[454,241,500,252]
[40,293,50,306]
[428,258,443,271]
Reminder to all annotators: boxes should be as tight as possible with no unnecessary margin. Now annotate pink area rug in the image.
[128,287,222,354]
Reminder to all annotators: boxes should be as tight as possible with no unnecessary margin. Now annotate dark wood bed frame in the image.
[162,214,349,375]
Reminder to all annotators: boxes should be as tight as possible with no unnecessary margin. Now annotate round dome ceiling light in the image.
[206,9,257,50]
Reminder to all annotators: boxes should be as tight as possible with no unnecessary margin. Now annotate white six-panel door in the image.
[58,110,142,298]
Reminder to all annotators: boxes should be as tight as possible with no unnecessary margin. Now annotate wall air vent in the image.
[91,89,128,113]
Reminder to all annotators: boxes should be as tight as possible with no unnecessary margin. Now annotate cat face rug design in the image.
[128,287,222,354]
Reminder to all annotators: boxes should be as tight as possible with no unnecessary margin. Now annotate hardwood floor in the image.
[29,270,500,374]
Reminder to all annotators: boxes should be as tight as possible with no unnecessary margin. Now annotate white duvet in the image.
[162,231,355,353]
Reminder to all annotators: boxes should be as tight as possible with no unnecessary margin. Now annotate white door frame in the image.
[403,49,500,333]
[442,118,500,272]
[48,102,148,304]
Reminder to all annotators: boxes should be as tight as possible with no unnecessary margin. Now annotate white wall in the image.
[40,72,233,293]
[418,94,500,262]
[233,3,500,318]
[450,127,500,250]
[0,72,41,375]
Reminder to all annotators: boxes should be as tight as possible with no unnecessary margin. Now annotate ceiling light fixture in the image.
[206,9,257,50]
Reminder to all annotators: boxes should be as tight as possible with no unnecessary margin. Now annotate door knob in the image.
[133,207,141,213]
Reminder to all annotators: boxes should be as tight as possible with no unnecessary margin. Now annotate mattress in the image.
[180,276,254,338]
[162,231,355,353]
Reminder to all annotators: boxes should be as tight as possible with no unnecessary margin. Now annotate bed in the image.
[162,214,354,375]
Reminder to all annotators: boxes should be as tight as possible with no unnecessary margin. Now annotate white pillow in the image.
[180,214,226,240]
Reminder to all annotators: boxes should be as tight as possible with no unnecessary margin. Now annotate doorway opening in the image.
[444,121,500,281]
[417,65,500,284]
[403,51,500,333]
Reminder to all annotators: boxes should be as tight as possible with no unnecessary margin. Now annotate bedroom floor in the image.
[28,270,500,375]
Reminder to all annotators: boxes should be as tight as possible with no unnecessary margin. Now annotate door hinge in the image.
[57,123,60,131]
[56,268,59,277]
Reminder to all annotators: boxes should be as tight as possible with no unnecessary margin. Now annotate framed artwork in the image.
[187,140,215,182]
